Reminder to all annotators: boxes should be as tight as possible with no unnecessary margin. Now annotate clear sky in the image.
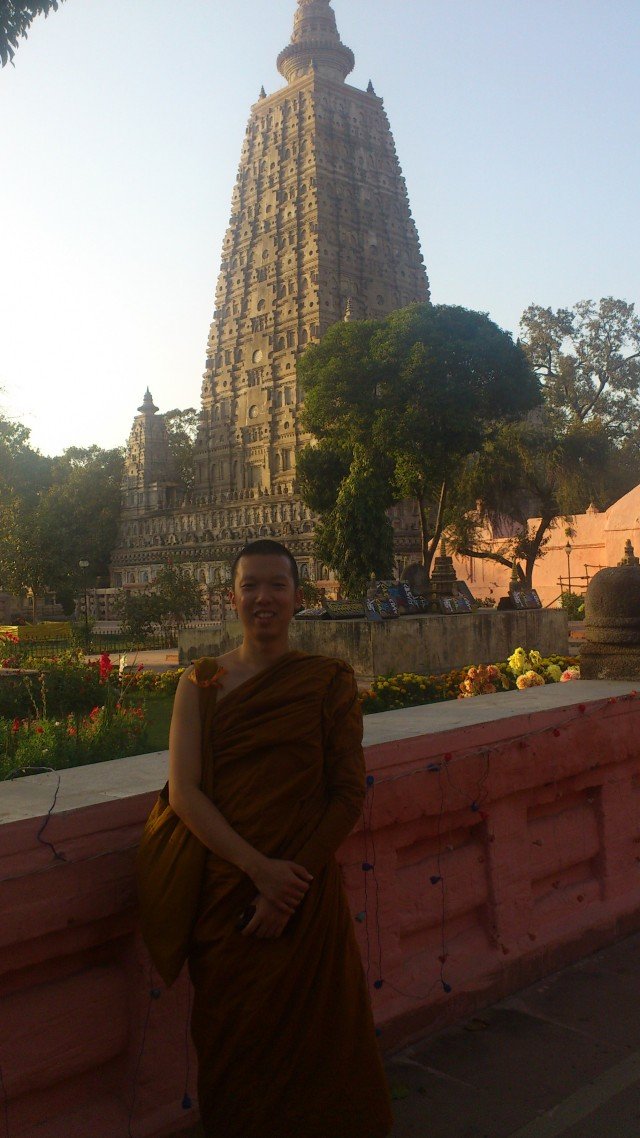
[1,0,638,458]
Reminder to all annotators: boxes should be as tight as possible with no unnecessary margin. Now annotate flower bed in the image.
[361,649,579,714]
[0,635,183,776]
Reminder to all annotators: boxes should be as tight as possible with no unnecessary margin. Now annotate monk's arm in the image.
[168,670,311,912]
[293,666,366,876]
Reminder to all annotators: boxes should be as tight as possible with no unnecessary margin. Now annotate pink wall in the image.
[452,481,640,606]
[1,682,640,1136]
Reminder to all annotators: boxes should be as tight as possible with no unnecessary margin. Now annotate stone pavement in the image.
[387,930,640,1137]
[169,931,640,1138]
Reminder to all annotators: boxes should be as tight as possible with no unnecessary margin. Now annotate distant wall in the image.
[2,679,638,1136]
[179,610,568,675]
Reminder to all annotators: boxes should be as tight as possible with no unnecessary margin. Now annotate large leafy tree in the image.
[448,298,640,586]
[40,446,124,584]
[519,298,640,438]
[0,409,123,611]
[298,303,540,581]
[1,0,66,67]
[448,415,614,587]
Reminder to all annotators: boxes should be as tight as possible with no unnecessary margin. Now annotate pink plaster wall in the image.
[2,685,640,1136]
[452,481,640,606]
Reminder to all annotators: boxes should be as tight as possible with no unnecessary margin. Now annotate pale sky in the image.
[1,0,638,458]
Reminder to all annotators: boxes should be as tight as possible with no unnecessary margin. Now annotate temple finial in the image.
[138,388,158,415]
[277,0,354,84]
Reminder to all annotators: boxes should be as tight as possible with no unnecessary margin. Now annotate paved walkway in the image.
[169,931,640,1137]
[388,930,640,1137]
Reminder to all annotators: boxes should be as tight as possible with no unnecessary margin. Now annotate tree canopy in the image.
[519,298,640,439]
[1,1,65,67]
[446,297,640,586]
[0,404,123,610]
[164,407,198,490]
[298,302,540,586]
[116,564,203,640]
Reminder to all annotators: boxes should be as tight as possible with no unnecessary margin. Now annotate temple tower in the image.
[121,389,178,514]
[111,0,429,588]
[193,0,429,505]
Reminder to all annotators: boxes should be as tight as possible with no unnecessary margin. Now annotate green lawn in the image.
[141,695,174,752]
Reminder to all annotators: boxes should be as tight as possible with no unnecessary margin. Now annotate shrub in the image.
[561,591,585,621]
[0,703,147,778]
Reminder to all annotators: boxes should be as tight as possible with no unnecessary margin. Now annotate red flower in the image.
[89,706,101,720]
[35,726,44,734]
[137,663,144,673]
[99,652,114,681]
[68,727,77,737]
[11,718,20,733]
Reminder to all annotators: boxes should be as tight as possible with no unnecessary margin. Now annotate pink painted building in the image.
[453,483,640,607]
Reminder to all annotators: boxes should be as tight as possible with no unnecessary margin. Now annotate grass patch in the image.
[141,694,174,752]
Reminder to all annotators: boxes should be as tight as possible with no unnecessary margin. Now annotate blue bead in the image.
[427,763,441,772]
[375,1028,382,1037]
[355,911,366,922]
[362,862,374,872]
[471,802,480,812]
[182,1094,193,1110]
[366,775,375,787]
[442,981,452,993]
[430,875,442,885]
[374,979,384,990]
[150,987,162,999]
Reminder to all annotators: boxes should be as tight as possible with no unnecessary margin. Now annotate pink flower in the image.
[560,666,580,682]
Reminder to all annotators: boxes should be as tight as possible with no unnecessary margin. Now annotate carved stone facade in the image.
[111,0,429,590]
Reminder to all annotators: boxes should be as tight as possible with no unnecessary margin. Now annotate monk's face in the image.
[232,554,303,641]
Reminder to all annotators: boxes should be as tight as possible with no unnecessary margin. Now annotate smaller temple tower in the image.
[120,389,179,514]
[112,391,182,588]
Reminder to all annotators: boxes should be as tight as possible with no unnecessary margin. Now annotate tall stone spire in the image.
[277,0,355,84]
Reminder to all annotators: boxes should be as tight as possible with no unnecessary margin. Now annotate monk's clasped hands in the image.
[251,855,313,913]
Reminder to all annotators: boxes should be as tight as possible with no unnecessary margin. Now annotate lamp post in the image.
[564,542,572,595]
[78,560,89,640]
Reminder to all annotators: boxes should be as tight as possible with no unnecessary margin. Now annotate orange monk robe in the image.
[187,651,393,1138]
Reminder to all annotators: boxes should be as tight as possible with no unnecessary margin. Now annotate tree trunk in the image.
[420,479,448,579]
[524,515,553,589]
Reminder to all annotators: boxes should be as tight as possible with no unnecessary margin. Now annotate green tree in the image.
[313,446,395,596]
[447,297,640,587]
[0,412,123,611]
[117,591,163,641]
[519,297,640,438]
[1,0,66,67]
[153,563,204,634]
[299,303,540,579]
[448,414,613,587]
[164,407,198,490]
[116,565,203,642]
[42,446,124,584]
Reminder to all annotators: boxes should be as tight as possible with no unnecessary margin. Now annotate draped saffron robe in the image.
[185,651,393,1138]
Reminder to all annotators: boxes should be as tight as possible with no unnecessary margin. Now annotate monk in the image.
[142,539,393,1138]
